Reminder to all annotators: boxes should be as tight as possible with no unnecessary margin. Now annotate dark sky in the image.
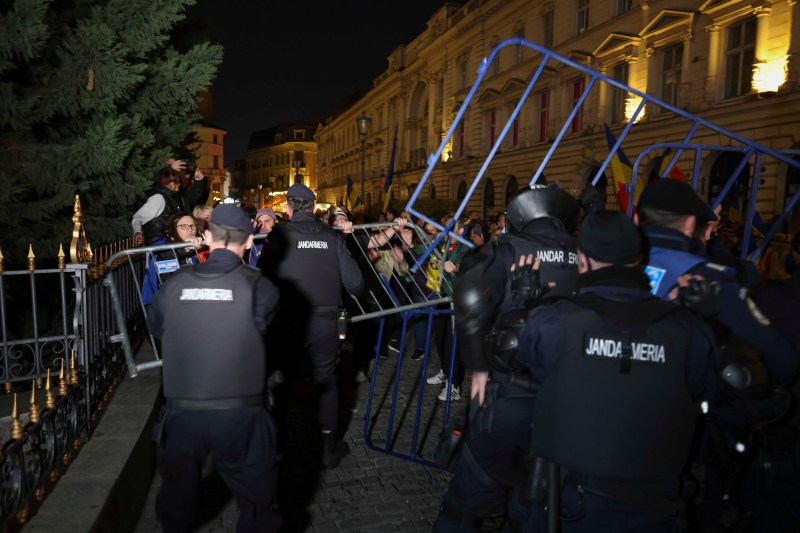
[187,1,458,165]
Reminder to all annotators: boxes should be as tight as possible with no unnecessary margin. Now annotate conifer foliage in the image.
[0,0,222,264]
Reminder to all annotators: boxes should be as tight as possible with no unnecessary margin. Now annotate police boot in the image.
[322,432,349,468]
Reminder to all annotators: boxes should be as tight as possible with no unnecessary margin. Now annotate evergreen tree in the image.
[0,0,222,265]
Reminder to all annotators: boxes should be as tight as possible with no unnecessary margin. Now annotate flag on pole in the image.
[383,123,398,212]
[651,148,687,183]
[604,123,643,212]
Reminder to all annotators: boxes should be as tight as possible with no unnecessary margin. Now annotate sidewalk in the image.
[133,343,461,532]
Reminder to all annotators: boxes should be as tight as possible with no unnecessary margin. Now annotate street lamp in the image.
[356,111,372,213]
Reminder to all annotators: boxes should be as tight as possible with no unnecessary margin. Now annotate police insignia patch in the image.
[644,265,666,295]
[745,297,771,326]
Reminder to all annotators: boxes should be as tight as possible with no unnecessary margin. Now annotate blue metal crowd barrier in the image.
[406,37,800,269]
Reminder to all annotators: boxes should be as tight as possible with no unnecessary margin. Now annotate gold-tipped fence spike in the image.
[45,369,55,409]
[69,350,78,386]
[0,245,4,272]
[30,385,40,424]
[4,382,11,394]
[11,393,23,440]
[58,243,66,270]
[58,360,68,397]
[27,244,35,272]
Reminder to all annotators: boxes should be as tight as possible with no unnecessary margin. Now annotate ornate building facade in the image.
[244,120,320,210]
[193,91,227,205]
[315,0,800,220]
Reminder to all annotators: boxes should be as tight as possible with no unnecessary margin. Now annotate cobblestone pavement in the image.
[134,336,466,533]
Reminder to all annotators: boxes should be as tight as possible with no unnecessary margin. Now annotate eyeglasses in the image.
[177,224,197,230]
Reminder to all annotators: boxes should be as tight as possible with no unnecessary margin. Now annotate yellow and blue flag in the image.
[604,123,643,212]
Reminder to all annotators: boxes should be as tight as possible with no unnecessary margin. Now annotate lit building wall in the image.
[244,122,318,212]
[192,125,227,205]
[315,0,800,220]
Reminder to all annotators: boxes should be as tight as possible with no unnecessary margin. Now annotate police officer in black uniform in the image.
[432,185,580,531]
[257,183,364,468]
[521,211,719,532]
[637,172,800,530]
[147,204,281,532]
[637,178,798,386]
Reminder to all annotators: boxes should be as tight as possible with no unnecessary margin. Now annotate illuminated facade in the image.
[314,0,800,220]
[192,123,227,205]
[244,121,319,211]
[192,91,227,205]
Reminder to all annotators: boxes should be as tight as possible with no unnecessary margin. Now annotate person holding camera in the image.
[132,158,208,246]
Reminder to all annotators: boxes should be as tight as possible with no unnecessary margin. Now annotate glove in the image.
[676,278,721,317]
[510,260,548,302]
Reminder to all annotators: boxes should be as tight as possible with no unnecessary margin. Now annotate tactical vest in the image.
[142,187,183,246]
[532,294,698,479]
[160,265,266,400]
[275,221,341,308]
[496,232,578,313]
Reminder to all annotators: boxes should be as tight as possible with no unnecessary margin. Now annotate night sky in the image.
[187,1,460,166]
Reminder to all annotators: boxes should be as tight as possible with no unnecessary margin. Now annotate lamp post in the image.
[356,111,372,213]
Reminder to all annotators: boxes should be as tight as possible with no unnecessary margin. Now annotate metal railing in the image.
[406,38,800,268]
[0,246,146,528]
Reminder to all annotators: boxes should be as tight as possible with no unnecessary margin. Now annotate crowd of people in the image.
[131,157,800,532]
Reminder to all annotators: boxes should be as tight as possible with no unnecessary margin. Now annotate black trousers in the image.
[156,407,281,533]
[306,317,341,432]
[433,393,537,532]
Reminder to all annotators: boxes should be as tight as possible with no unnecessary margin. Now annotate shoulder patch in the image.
[745,297,771,326]
[644,265,666,295]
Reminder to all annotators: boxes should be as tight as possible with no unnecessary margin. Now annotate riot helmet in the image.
[506,185,579,234]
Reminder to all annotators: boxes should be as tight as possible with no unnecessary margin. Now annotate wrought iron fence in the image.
[0,196,146,528]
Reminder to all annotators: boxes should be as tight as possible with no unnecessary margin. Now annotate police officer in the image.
[257,183,364,468]
[147,204,281,532]
[432,185,580,531]
[637,175,800,530]
[521,210,718,532]
[636,178,798,387]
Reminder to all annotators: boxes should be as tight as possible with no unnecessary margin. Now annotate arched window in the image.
[429,184,437,200]
[708,153,750,221]
[484,178,495,218]
[505,176,519,205]
[457,180,468,202]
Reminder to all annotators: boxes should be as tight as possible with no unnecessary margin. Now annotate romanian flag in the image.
[347,175,360,209]
[383,123,398,212]
[604,123,643,212]
[652,148,687,183]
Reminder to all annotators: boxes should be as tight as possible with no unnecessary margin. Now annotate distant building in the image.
[193,91,227,205]
[244,120,321,211]
[314,0,800,220]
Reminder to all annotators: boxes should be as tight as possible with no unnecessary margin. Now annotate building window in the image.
[611,62,629,122]
[294,130,305,140]
[275,133,282,144]
[490,50,500,76]
[724,17,756,99]
[538,91,550,142]
[458,58,468,89]
[576,0,589,35]
[457,180,468,202]
[785,154,800,212]
[489,110,497,148]
[571,77,585,133]
[616,0,631,15]
[543,11,554,49]
[458,120,465,157]
[213,155,219,169]
[429,184,437,199]
[212,134,218,144]
[483,178,495,217]
[511,112,519,147]
[661,43,683,107]
[513,28,524,65]
[505,176,519,204]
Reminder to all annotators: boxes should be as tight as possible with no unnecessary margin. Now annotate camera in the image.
[184,161,197,179]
